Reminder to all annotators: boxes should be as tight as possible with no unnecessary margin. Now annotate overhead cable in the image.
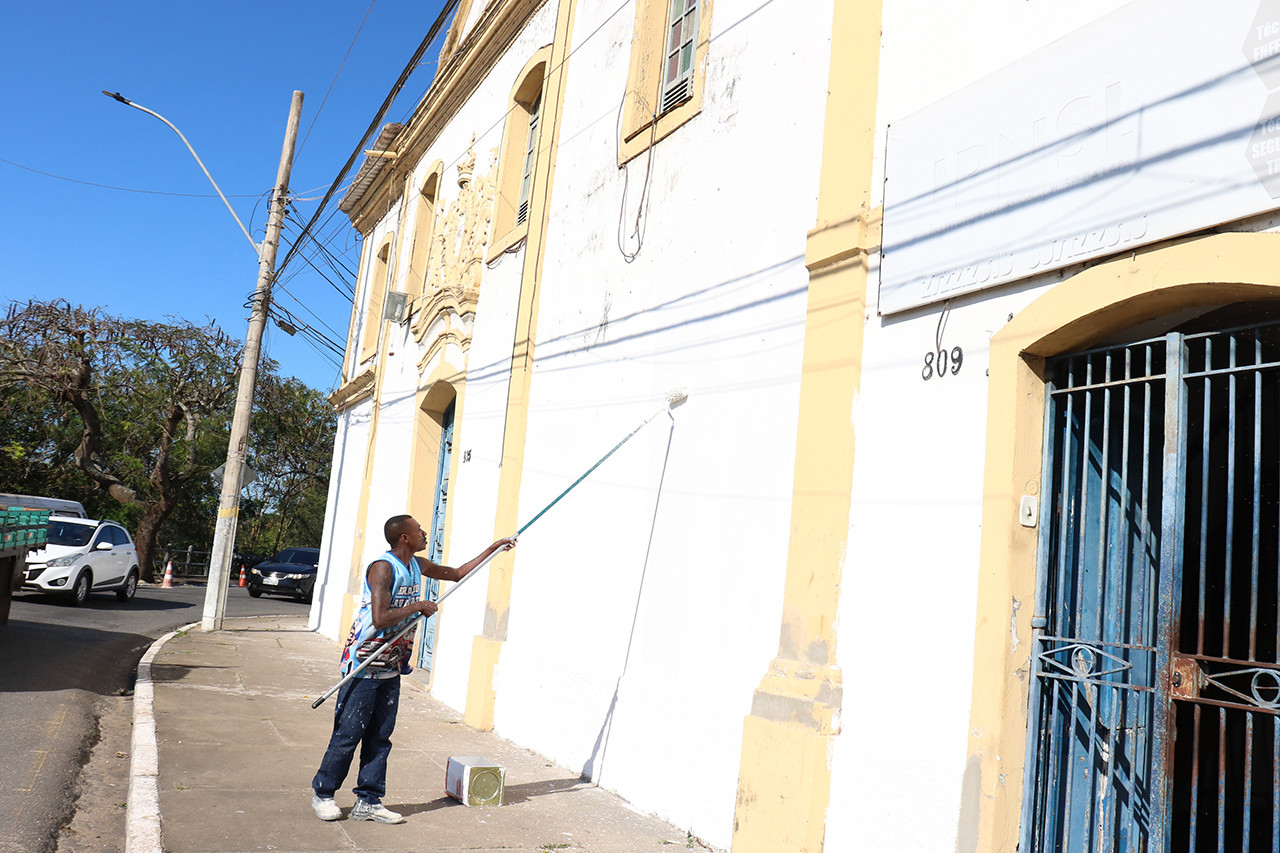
[274,0,460,282]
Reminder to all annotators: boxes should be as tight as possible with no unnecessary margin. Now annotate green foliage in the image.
[0,299,335,569]
[238,373,334,554]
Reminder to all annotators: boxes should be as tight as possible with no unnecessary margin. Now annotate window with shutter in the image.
[358,240,392,363]
[488,46,551,260]
[517,92,542,226]
[661,0,698,114]
[618,0,713,165]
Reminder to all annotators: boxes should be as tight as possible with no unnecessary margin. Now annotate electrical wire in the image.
[280,225,356,299]
[275,0,640,347]
[296,0,380,160]
[274,0,461,282]
[274,285,348,344]
[286,201,360,280]
[281,217,357,301]
[0,155,261,197]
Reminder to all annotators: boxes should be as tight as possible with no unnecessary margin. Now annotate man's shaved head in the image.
[384,514,414,546]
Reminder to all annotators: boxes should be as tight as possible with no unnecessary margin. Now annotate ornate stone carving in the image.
[412,138,499,354]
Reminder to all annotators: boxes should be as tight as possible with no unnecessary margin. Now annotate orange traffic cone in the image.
[162,561,174,588]
[238,564,247,587]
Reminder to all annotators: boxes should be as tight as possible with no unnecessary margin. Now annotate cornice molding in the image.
[327,366,377,411]
[342,0,550,229]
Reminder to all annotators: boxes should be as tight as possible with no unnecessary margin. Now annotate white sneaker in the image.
[350,800,404,824]
[311,793,341,821]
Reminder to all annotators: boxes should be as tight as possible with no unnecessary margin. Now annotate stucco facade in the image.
[314,0,1280,849]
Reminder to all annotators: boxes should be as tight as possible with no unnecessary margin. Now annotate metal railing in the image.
[153,546,265,580]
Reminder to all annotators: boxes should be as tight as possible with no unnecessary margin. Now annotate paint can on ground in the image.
[445,755,505,806]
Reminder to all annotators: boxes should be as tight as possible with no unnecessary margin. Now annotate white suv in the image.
[22,516,140,606]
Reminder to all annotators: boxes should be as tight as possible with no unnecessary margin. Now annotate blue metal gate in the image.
[417,400,454,672]
[1023,318,1280,852]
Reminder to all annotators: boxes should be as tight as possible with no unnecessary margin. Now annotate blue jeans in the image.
[312,675,400,805]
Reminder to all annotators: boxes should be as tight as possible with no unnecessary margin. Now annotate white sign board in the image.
[880,0,1280,315]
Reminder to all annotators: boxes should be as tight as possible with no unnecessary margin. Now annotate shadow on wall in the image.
[582,415,679,782]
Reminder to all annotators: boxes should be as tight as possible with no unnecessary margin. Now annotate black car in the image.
[246,547,321,602]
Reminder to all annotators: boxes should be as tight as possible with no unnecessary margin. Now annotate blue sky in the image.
[1,1,453,393]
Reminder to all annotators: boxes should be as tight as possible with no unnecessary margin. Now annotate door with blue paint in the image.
[1023,313,1280,852]
[417,400,454,673]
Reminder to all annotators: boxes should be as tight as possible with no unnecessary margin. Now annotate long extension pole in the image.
[311,389,689,708]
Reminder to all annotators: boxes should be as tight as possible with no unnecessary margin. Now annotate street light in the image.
[104,89,305,632]
[101,92,261,259]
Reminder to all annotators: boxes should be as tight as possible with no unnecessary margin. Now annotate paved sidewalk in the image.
[131,615,692,853]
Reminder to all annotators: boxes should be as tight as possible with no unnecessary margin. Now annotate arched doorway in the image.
[416,397,455,673]
[960,232,1280,853]
[1023,305,1280,851]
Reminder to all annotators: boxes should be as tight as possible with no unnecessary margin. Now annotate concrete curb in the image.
[125,621,198,853]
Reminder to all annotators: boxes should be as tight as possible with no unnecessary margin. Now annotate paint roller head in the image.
[665,388,689,411]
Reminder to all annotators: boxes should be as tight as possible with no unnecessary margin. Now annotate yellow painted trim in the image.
[466,635,503,730]
[406,370,462,688]
[464,0,578,731]
[617,0,715,166]
[406,161,444,301]
[359,237,394,364]
[732,0,881,850]
[961,230,1280,853]
[427,373,469,677]
[487,45,553,262]
[439,0,478,60]
[327,366,376,412]
[347,0,551,224]
[338,593,355,651]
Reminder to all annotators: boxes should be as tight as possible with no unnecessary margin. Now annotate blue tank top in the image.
[338,551,421,678]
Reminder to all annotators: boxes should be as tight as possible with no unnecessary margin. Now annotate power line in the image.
[274,284,348,344]
[276,0,636,336]
[296,0,380,160]
[280,217,356,301]
[274,0,460,282]
[0,155,262,197]
[281,216,357,294]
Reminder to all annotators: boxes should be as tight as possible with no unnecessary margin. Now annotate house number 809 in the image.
[922,346,963,381]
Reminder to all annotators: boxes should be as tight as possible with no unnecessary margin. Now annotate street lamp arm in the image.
[102,91,262,260]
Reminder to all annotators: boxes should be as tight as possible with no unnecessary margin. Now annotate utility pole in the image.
[202,90,305,632]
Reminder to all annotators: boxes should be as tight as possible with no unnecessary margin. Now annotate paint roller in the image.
[311,388,689,708]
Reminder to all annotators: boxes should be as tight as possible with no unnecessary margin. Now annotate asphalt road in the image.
[0,581,304,853]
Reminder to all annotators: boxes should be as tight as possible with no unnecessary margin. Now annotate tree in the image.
[239,373,334,555]
[0,300,240,580]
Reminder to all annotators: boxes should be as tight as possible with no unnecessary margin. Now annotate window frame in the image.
[516,91,543,226]
[358,238,393,364]
[407,163,443,301]
[488,46,552,261]
[660,0,699,113]
[618,0,714,166]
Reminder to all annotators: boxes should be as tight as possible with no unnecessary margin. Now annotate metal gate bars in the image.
[1022,319,1280,852]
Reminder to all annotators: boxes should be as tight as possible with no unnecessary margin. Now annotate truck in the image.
[0,506,51,624]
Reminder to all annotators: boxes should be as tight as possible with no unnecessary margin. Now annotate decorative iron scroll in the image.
[1179,657,1280,715]
[1035,638,1153,691]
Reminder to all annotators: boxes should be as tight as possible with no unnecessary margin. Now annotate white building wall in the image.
[475,0,831,847]
[312,401,373,640]
[322,1,1236,850]
[396,0,562,712]
[825,2,1197,849]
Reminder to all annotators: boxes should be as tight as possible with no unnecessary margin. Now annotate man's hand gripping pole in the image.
[309,545,508,709]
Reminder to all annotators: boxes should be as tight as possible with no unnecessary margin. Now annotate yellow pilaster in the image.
[731,0,882,850]
[464,0,579,731]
